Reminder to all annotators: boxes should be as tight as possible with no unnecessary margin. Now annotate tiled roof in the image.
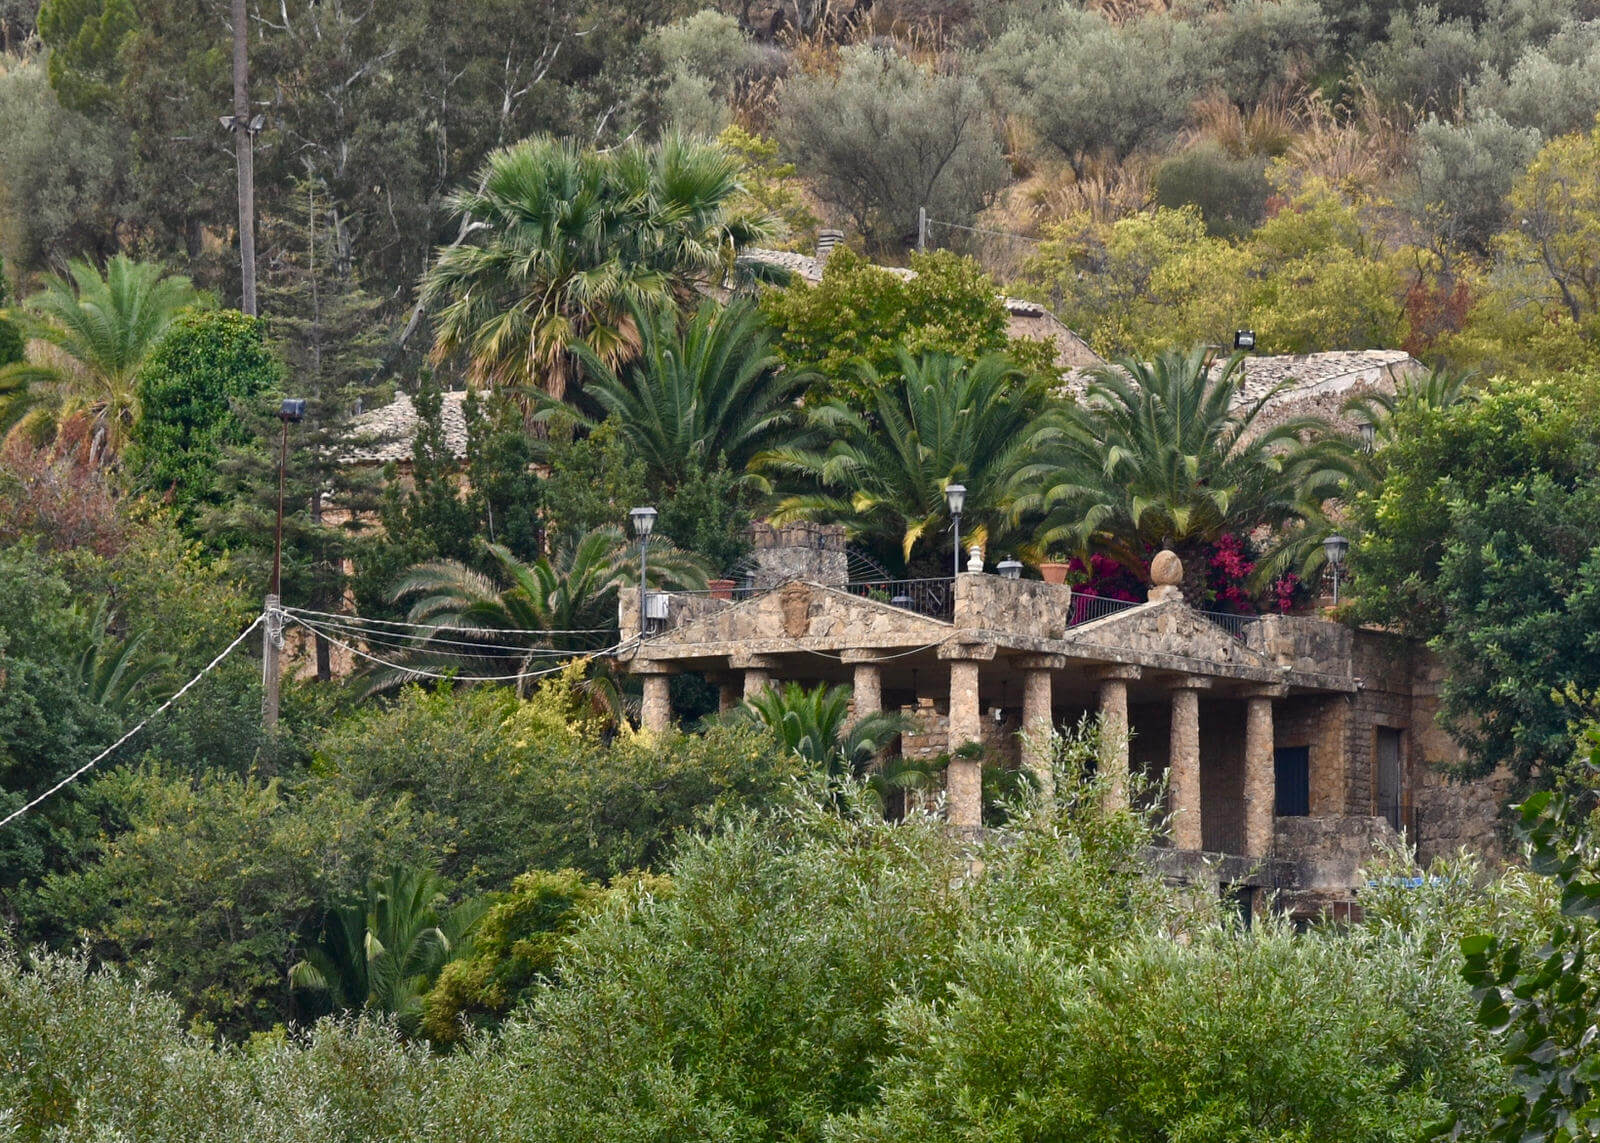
[345,390,470,464]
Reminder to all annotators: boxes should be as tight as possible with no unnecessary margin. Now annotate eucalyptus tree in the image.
[759,350,1045,573]
[1011,345,1357,583]
[0,255,205,465]
[567,297,814,491]
[419,133,771,402]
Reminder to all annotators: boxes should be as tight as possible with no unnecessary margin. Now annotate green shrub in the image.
[1154,140,1272,238]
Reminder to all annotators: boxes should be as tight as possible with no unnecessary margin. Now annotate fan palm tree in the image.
[289,864,487,1036]
[735,681,909,779]
[1010,346,1357,583]
[564,297,815,491]
[419,133,772,402]
[384,527,710,695]
[758,350,1046,572]
[0,255,204,465]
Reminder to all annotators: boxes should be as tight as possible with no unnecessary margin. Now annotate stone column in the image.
[1017,654,1065,803]
[946,658,983,829]
[1244,686,1287,858]
[743,668,772,701]
[1168,679,1211,851]
[732,653,782,701]
[841,651,883,728]
[717,679,741,713]
[639,670,673,733]
[1094,666,1141,809]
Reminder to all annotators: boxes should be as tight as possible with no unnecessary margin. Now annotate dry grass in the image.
[1281,82,1416,198]
[1188,87,1305,158]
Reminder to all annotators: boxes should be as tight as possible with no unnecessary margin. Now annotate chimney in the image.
[815,229,844,266]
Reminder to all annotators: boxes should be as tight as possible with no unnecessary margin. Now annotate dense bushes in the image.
[0,750,1525,1141]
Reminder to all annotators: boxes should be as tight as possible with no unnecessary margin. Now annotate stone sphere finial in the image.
[1151,549,1183,587]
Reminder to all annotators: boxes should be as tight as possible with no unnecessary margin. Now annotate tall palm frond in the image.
[1011,346,1359,581]
[0,255,203,465]
[733,681,910,780]
[564,297,816,492]
[290,864,486,1037]
[71,602,176,717]
[376,527,710,695]
[420,133,772,402]
[757,350,1046,571]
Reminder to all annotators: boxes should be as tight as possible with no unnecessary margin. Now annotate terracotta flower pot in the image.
[708,578,738,600]
[1038,561,1071,585]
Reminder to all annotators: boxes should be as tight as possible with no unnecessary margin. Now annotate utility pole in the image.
[918,206,927,253]
[264,400,305,732]
[227,0,259,316]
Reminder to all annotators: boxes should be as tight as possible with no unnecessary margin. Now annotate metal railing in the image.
[844,577,955,620]
[1066,592,1143,628]
[1200,610,1262,642]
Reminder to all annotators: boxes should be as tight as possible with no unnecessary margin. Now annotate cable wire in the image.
[289,614,608,658]
[0,615,266,830]
[285,613,636,683]
[281,604,616,637]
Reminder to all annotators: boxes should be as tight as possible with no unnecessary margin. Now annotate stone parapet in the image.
[954,574,1076,638]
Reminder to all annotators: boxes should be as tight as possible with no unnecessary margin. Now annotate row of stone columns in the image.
[636,653,1283,859]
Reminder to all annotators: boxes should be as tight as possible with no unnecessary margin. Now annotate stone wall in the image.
[954,575,1077,639]
[1273,694,1345,816]
[745,522,848,588]
[1250,615,1352,676]
[1408,652,1510,864]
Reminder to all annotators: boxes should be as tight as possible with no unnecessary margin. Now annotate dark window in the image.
[1275,746,1310,816]
[1376,728,1404,833]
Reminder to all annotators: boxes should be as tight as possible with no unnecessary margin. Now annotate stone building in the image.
[618,548,1501,917]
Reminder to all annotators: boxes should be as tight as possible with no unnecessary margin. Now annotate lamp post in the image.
[630,506,657,639]
[945,483,966,578]
[1323,533,1350,607]
[264,398,305,734]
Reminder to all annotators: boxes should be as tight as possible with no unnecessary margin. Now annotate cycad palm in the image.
[759,350,1044,571]
[737,682,908,779]
[1012,346,1356,579]
[387,527,709,694]
[289,864,486,1036]
[0,255,204,465]
[567,297,813,490]
[420,133,770,401]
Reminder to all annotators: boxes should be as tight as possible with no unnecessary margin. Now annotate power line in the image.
[282,604,616,638]
[290,614,611,657]
[924,216,1043,245]
[285,614,635,683]
[0,616,266,830]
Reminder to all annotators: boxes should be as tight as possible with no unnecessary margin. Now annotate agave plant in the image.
[289,864,487,1036]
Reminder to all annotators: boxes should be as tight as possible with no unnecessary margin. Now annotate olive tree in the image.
[781,44,1007,254]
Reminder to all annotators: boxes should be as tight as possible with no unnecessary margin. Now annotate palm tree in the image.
[0,255,204,465]
[565,297,815,491]
[385,527,709,695]
[736,681,909,779]
[290,864,487,1036]
[419,133,771,402]
[71,603,175,717]
[1011,346,1358,585]
[1344,365,1478,452]
[758,350,1045,572]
